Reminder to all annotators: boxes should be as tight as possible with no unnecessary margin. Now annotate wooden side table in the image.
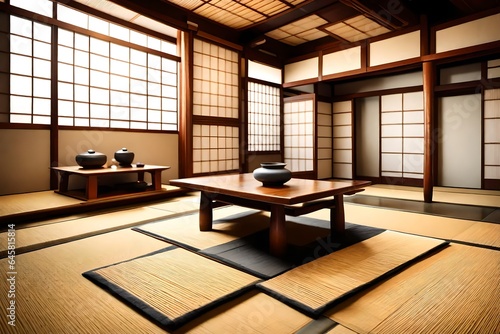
[51,165,170,200]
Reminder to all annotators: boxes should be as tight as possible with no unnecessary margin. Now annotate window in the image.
[1,2,179,130]
[248,82,280,151]
[57,28,178,130]
[9,16,52,124]
[247,60,282,152]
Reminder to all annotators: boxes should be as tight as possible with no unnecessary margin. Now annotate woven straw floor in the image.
[257,231,447,315]
[84,247,261,330]
[0,185,498,333]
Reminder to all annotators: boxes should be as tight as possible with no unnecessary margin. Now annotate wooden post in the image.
[423,61,434,203]
[199,191,213,231]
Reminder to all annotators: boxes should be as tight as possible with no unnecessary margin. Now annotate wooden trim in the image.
[192,115,241,127]
[481,83,485,190]
[354,175,380,184]
[283,77,318,88]
[313,92,318,179]
[424,41,500,64]
[56,126,178,134]
[377,95,382,182]
[333,85,423,102]
[283,93,315,103]
[379,176,424,187]
[321,68,366,82]
[50,21,59,189]
[247,77,281,88]
[434,81,483,96]
[195,30,243,51]
[241,59,249,172]
[280,82,285,163]
[318,50,323,82]
[367,57,422,73]
[0,123,50,130]
[484,179,500,190]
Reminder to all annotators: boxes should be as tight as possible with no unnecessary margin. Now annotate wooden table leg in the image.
[269,205,286,257]
[331,194,345,240]
[199,191,213,231]
[86,175,98,200]
[149,170,162,190]
[59,171,69,193]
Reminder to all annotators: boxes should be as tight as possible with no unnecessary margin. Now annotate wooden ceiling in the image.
[103,0,499,57]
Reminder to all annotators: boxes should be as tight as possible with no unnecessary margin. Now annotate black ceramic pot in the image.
[253,162,292,187]
[75,149,107,169]
[114,147,134,166]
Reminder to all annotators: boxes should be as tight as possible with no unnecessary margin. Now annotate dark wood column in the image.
[178,30,194,178]
[423,61,435,202]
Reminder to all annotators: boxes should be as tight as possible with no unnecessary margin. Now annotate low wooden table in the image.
[52,165,170,200]
[170,173,370,256]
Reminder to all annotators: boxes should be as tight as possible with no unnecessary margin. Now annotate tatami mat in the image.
[134,206,271,251]
[1,184,498,333]
[135,207,384,279]
[0,190,81,216]
[0,206,179,258]
[306,203,500,249]
[257,231,447,316]
[0,229,169,334]
[84,246,261,330]
[173,290,314,333]
[326,243,500,333]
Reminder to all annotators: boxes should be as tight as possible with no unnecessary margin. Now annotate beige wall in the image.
[0,129,179,196]
[0,129,51,195]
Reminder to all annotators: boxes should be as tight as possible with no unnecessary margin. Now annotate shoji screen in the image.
[332,100,353,179]
[248,81,281,152]
[317,101,332,179]
[484,88,500,187]
[437,94,481,188]
[284,96,314,173]
[380,92,424,180]
[192,39,239,174]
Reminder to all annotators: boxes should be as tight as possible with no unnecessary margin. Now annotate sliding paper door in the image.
[332,100,353,179]
[438,94,481,188]
[284,95,314,175]
[380,92,424,184]
[317,101,333,179]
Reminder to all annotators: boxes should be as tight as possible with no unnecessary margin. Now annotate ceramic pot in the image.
[253,162,292,187]
[75,149,107,169]
[114,147,134,166]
